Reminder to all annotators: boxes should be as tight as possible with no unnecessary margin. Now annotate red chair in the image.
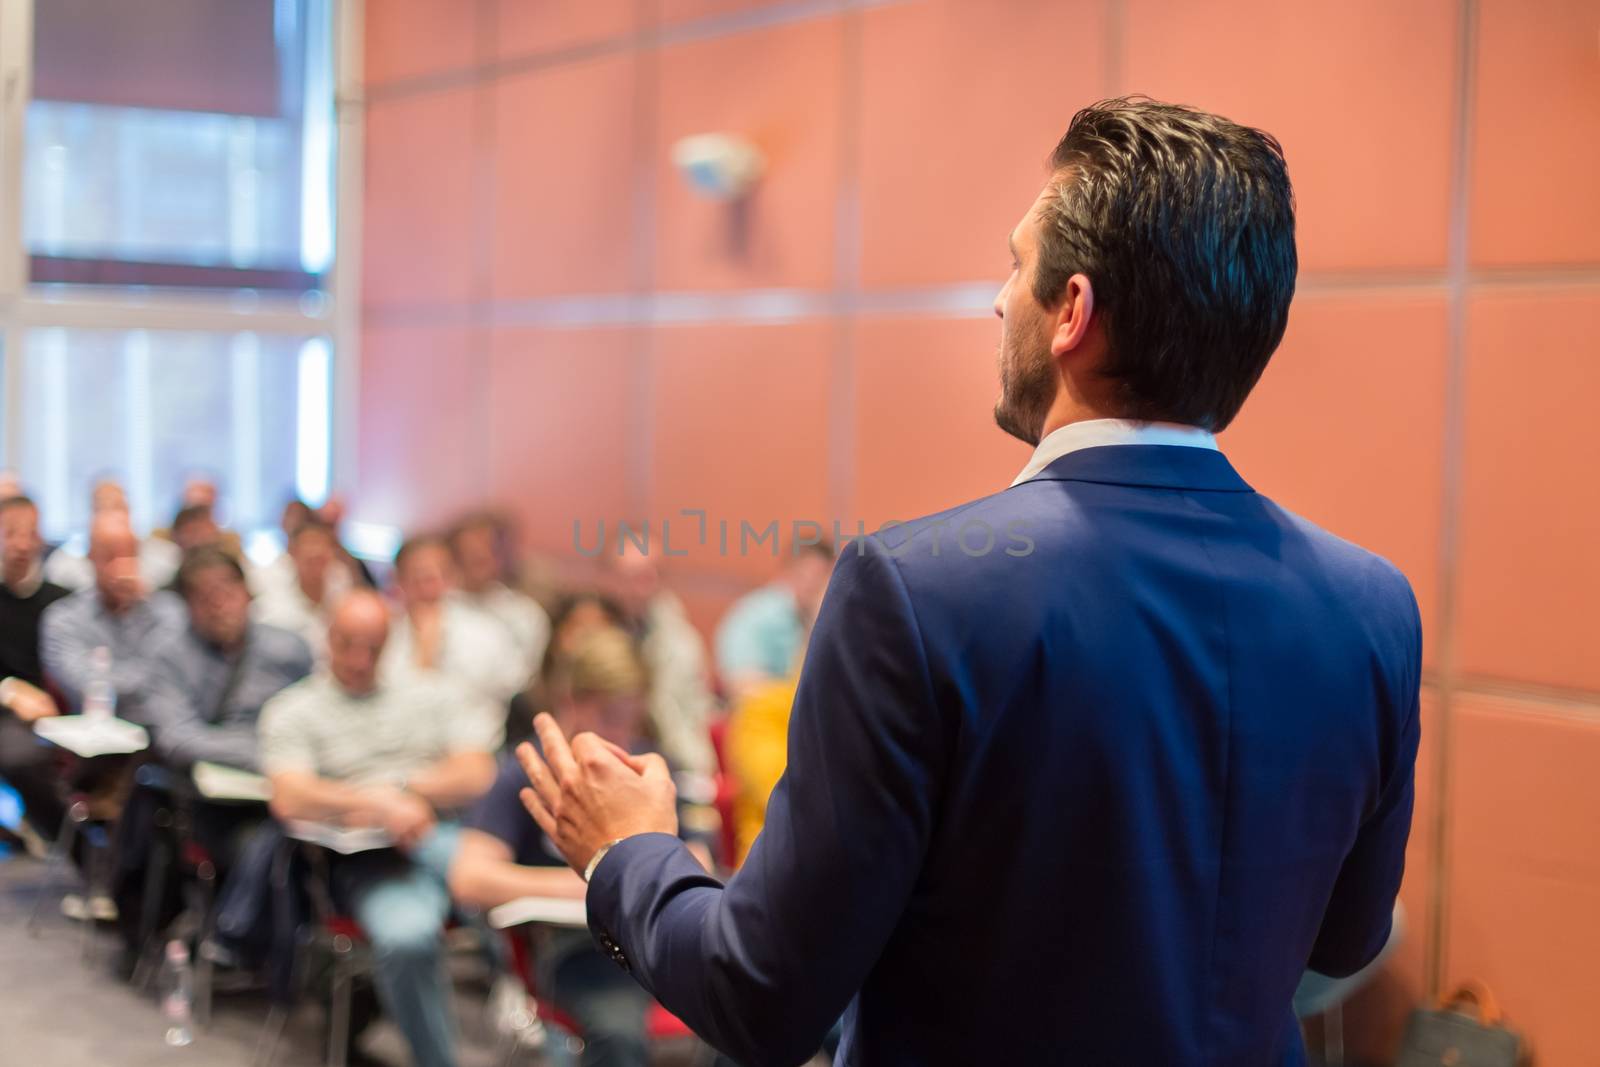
[497,923,710,1066]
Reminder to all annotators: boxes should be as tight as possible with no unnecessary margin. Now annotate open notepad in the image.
[33,715,149,758]
[285,820,395,855]
[487,895,589,930]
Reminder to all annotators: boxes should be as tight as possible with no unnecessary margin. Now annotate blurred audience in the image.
[383,535,524,727]
[259,590,497,1067]
[714,542,833,702]
[44,479,181,592]
[605,542,717,776]
[39,510,182,720]
[0,494,72,847]
[448,512,550,690]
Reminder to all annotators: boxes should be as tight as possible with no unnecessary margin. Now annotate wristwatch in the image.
[583,838,625,883]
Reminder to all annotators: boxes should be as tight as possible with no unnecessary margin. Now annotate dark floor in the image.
[0,845,563,1067]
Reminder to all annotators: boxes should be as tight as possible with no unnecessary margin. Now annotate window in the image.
[17,328,330,541]
[0,0,353,550]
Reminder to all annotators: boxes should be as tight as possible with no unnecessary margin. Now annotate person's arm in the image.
[39,600,91,708]
[579,537,946,1067]
[404,750,496,811]
[448,828,586,910]
[1307,584,1424,977]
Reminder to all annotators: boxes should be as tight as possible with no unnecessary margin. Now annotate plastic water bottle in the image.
[160,939,194,1047]
[84,646,115,722]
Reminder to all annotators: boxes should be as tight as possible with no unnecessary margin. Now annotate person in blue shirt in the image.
[712,540,833,702]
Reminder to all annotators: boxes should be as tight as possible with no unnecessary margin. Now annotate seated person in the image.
[724,674,801,867]
[448,513,550,692]
[450,626,714,1067]
[0,494,72,850]
[383,534,525,725]
[505,591,625,750]
[115,546,312,964]
[713,540,833,702]
[259,590,497,1067]
[145,546,312,773]
[605,544,717,776]
[40,510,184,722]
[252,519,347,662]
[43,479,181,592]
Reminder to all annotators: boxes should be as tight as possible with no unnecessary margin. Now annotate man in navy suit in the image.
[516,98,1422,1067]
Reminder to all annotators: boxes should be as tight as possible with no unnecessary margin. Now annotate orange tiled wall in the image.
[357,2,1600,1062]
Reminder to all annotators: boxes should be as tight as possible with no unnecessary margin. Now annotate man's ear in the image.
[1049,273,1096,358]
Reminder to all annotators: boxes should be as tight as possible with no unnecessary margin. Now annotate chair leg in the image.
[1322,1000,1345,1067]
[80,824,107,964]
[327,935,353,1067]
[193,862,217,1028]
[254,1005,290,1067]
[27,799,84,936]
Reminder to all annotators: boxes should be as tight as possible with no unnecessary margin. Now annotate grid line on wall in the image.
[1425,0,1481,1004]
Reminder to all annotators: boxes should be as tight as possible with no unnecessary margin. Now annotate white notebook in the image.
[192,762,273,803]
[487,895,589,931]
[285,820,394,855]
[34,715,149,758]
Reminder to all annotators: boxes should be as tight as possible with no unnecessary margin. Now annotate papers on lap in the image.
[487,895,589,930]
[285,820,394,854]
[34,715,149,758]
[192,761,273,803]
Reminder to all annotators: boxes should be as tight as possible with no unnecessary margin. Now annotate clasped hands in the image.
[515,712,679,877]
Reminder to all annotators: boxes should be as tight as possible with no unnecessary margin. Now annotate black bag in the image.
[1396,982,1527,1067]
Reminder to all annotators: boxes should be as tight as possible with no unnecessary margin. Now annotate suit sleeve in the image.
[1307,581,1424,977]
[587,536,947,1067]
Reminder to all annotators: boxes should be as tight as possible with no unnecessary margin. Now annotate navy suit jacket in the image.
[588,445,1423,1067]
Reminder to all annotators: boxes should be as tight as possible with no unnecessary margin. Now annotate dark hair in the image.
[393,533,448,572]
[1034,97,1297,431]
[172,503,213,531]
[175,545,246,599]
[0,494,37,516]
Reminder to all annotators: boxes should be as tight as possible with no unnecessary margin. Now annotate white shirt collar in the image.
[1009,418,1219,487]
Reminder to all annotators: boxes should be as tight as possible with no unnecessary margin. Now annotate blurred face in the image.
[281,501,311,537]
[327,594,389,695]
[89,516,142,610]
[182,478,218,509]
[555,599,610,656]
[91,480,128,515]
[556,690,648,751]
[1,503,43,584]
[186,564,250,648]
[992,188,1063,447]
[608,546,660,623]
[452,524,500,592]
[398,543,454,606]
[291,528,336,592]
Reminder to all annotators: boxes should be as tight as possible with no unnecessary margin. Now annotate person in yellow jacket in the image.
[723,670,800,867]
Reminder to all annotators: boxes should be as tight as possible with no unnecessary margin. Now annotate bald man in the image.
[257,590,498,1067]
[39,510,182,720]
[43,478,182,592]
